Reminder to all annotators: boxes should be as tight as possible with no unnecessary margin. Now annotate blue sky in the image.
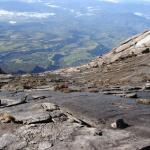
[99,0,150,3]
[1,0,150,2]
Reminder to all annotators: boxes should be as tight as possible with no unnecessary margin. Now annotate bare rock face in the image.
[89,30,150,66]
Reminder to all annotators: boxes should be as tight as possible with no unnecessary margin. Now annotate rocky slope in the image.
[0,30,150,150]
[55,30,150,88]
[93,30,150,65]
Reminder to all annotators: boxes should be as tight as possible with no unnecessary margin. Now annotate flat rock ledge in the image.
[0,89,150,150]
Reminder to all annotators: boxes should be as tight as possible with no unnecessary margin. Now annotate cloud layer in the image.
[99,0,119,3]
[0,10,55,19]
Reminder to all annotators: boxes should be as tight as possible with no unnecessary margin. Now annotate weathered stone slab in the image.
[26,91,150,129]
[10,103,52,124]
[0,92,27,107]
[0,90,150,150]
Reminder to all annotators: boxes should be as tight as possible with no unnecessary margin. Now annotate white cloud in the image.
[87,7,101,12]
[0,10,55,19]
[75,12,95,17]
[134,12,143,17]
[99,0,119,3]
[9,20,17,24]
[69,9,75,13]
[134,12,150,20]
[46,4,60,8]
[15,0,42,3]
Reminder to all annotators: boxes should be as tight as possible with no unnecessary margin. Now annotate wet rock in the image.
[111,119,129,129]
[41,103,59,111]
[137,99,150,105]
